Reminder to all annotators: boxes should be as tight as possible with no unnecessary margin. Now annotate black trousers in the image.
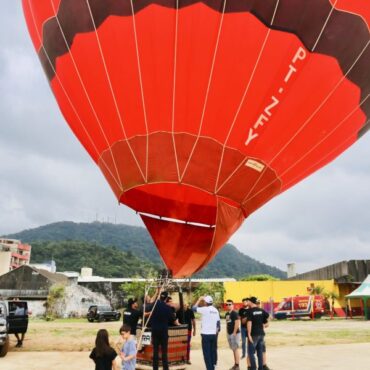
[152,329,169,370]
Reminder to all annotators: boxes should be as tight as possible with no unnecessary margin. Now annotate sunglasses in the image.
[226,303,233,306]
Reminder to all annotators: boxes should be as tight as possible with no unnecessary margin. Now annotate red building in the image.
[0,239,32,275]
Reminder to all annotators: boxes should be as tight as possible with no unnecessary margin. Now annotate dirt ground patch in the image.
[2,344,370,370]
[2,318,370,369]
[10,317,370,351]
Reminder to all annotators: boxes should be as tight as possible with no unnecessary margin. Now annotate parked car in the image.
[274,295,329,319]
[0,300,29,358]
[87,305,121,322]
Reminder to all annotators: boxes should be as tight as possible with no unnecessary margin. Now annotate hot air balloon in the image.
[22,0,370,277]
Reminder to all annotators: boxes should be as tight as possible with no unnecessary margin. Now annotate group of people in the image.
[90,325,136,370]
[90,289,196,370]
[89,292,270,370]
[194,295,270,370]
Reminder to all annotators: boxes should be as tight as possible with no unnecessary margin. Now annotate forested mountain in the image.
[6,221,286,279]
[29,241,157,278]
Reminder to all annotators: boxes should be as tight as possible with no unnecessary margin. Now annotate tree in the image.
[119,272,158,306]
[119,281,147,305]
[192,282,225,307]
[45,284,65,319]
[323,290,339,318]
[240,274,279,281]
[310,285,325,295]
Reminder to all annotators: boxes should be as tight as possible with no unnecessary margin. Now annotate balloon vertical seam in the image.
[171,0,181,182]
[179,0,227,183]
[27,0,122,190]
[311,0,337,52]
[85,0,146,185]
[49,0,124,191]
[214,0,280,193]
[129,0,149,183]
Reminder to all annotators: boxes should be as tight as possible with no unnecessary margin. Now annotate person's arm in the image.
[173,318,180,326]
[247,320,253,342]
[89,349,96,361]
[239,310,247,326]
[263,311,269,328]
[122,342,137,362]
[233,318,240,336]
[192,296,203,312]
[192,318,196,336]
[146,286,160,304]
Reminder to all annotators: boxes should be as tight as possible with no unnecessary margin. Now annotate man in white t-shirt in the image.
[192,295,220,370]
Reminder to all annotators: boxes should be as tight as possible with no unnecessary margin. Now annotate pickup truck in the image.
[0,300,29,357]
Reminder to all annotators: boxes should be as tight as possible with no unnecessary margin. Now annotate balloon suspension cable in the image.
[136,269,175,350]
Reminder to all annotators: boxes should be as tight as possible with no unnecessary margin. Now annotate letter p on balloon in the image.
[293,46,307,64]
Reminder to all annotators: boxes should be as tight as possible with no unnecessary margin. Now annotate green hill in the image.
[29,240,157,278]
[6,221,286,279]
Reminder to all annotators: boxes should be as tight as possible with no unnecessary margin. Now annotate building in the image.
[0,264,68,300]
[0,238,31,275]
[223,261,370,317]
[224,279,344,313]
[0,265,108,317]
[288,260,370,283]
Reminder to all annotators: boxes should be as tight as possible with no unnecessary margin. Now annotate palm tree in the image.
[323,291,339,319]
[309,285,325,319]
[310,285,325,295]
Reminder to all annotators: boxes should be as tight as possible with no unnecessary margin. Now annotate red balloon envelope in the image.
[23,0,370,277]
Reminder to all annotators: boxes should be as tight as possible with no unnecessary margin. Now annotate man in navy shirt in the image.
[150,291,176,370]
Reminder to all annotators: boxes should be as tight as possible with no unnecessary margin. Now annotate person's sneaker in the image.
[263,366,271,370]
[15,342,21,348]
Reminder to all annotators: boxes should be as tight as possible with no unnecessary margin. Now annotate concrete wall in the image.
[224,280,339,306]
[290,260,370,282]
[0,251,11,276]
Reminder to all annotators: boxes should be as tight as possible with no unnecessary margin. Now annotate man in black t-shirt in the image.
[238,297,250,359]
[225,299,240,370]
[246,297,269,370]
[123,298,142,336]
[177,303,196,364]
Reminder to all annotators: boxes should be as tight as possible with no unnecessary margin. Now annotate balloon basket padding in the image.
[136,364,186,370]
[136,325,189,369]
[135,363,186,370]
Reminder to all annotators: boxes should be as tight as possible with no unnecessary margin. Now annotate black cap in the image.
[160,291,169,300]
[128,298,137,307]
[248,296,258,304]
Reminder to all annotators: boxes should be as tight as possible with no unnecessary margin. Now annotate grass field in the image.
[11,317,370,352]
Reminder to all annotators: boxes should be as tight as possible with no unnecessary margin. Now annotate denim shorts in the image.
[227,333,240,350]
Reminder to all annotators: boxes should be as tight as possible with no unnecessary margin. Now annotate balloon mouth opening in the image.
[120,182,238,226]
[135,211,216,229]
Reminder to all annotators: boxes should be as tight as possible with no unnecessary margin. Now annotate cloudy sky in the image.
[1,2,369,273]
